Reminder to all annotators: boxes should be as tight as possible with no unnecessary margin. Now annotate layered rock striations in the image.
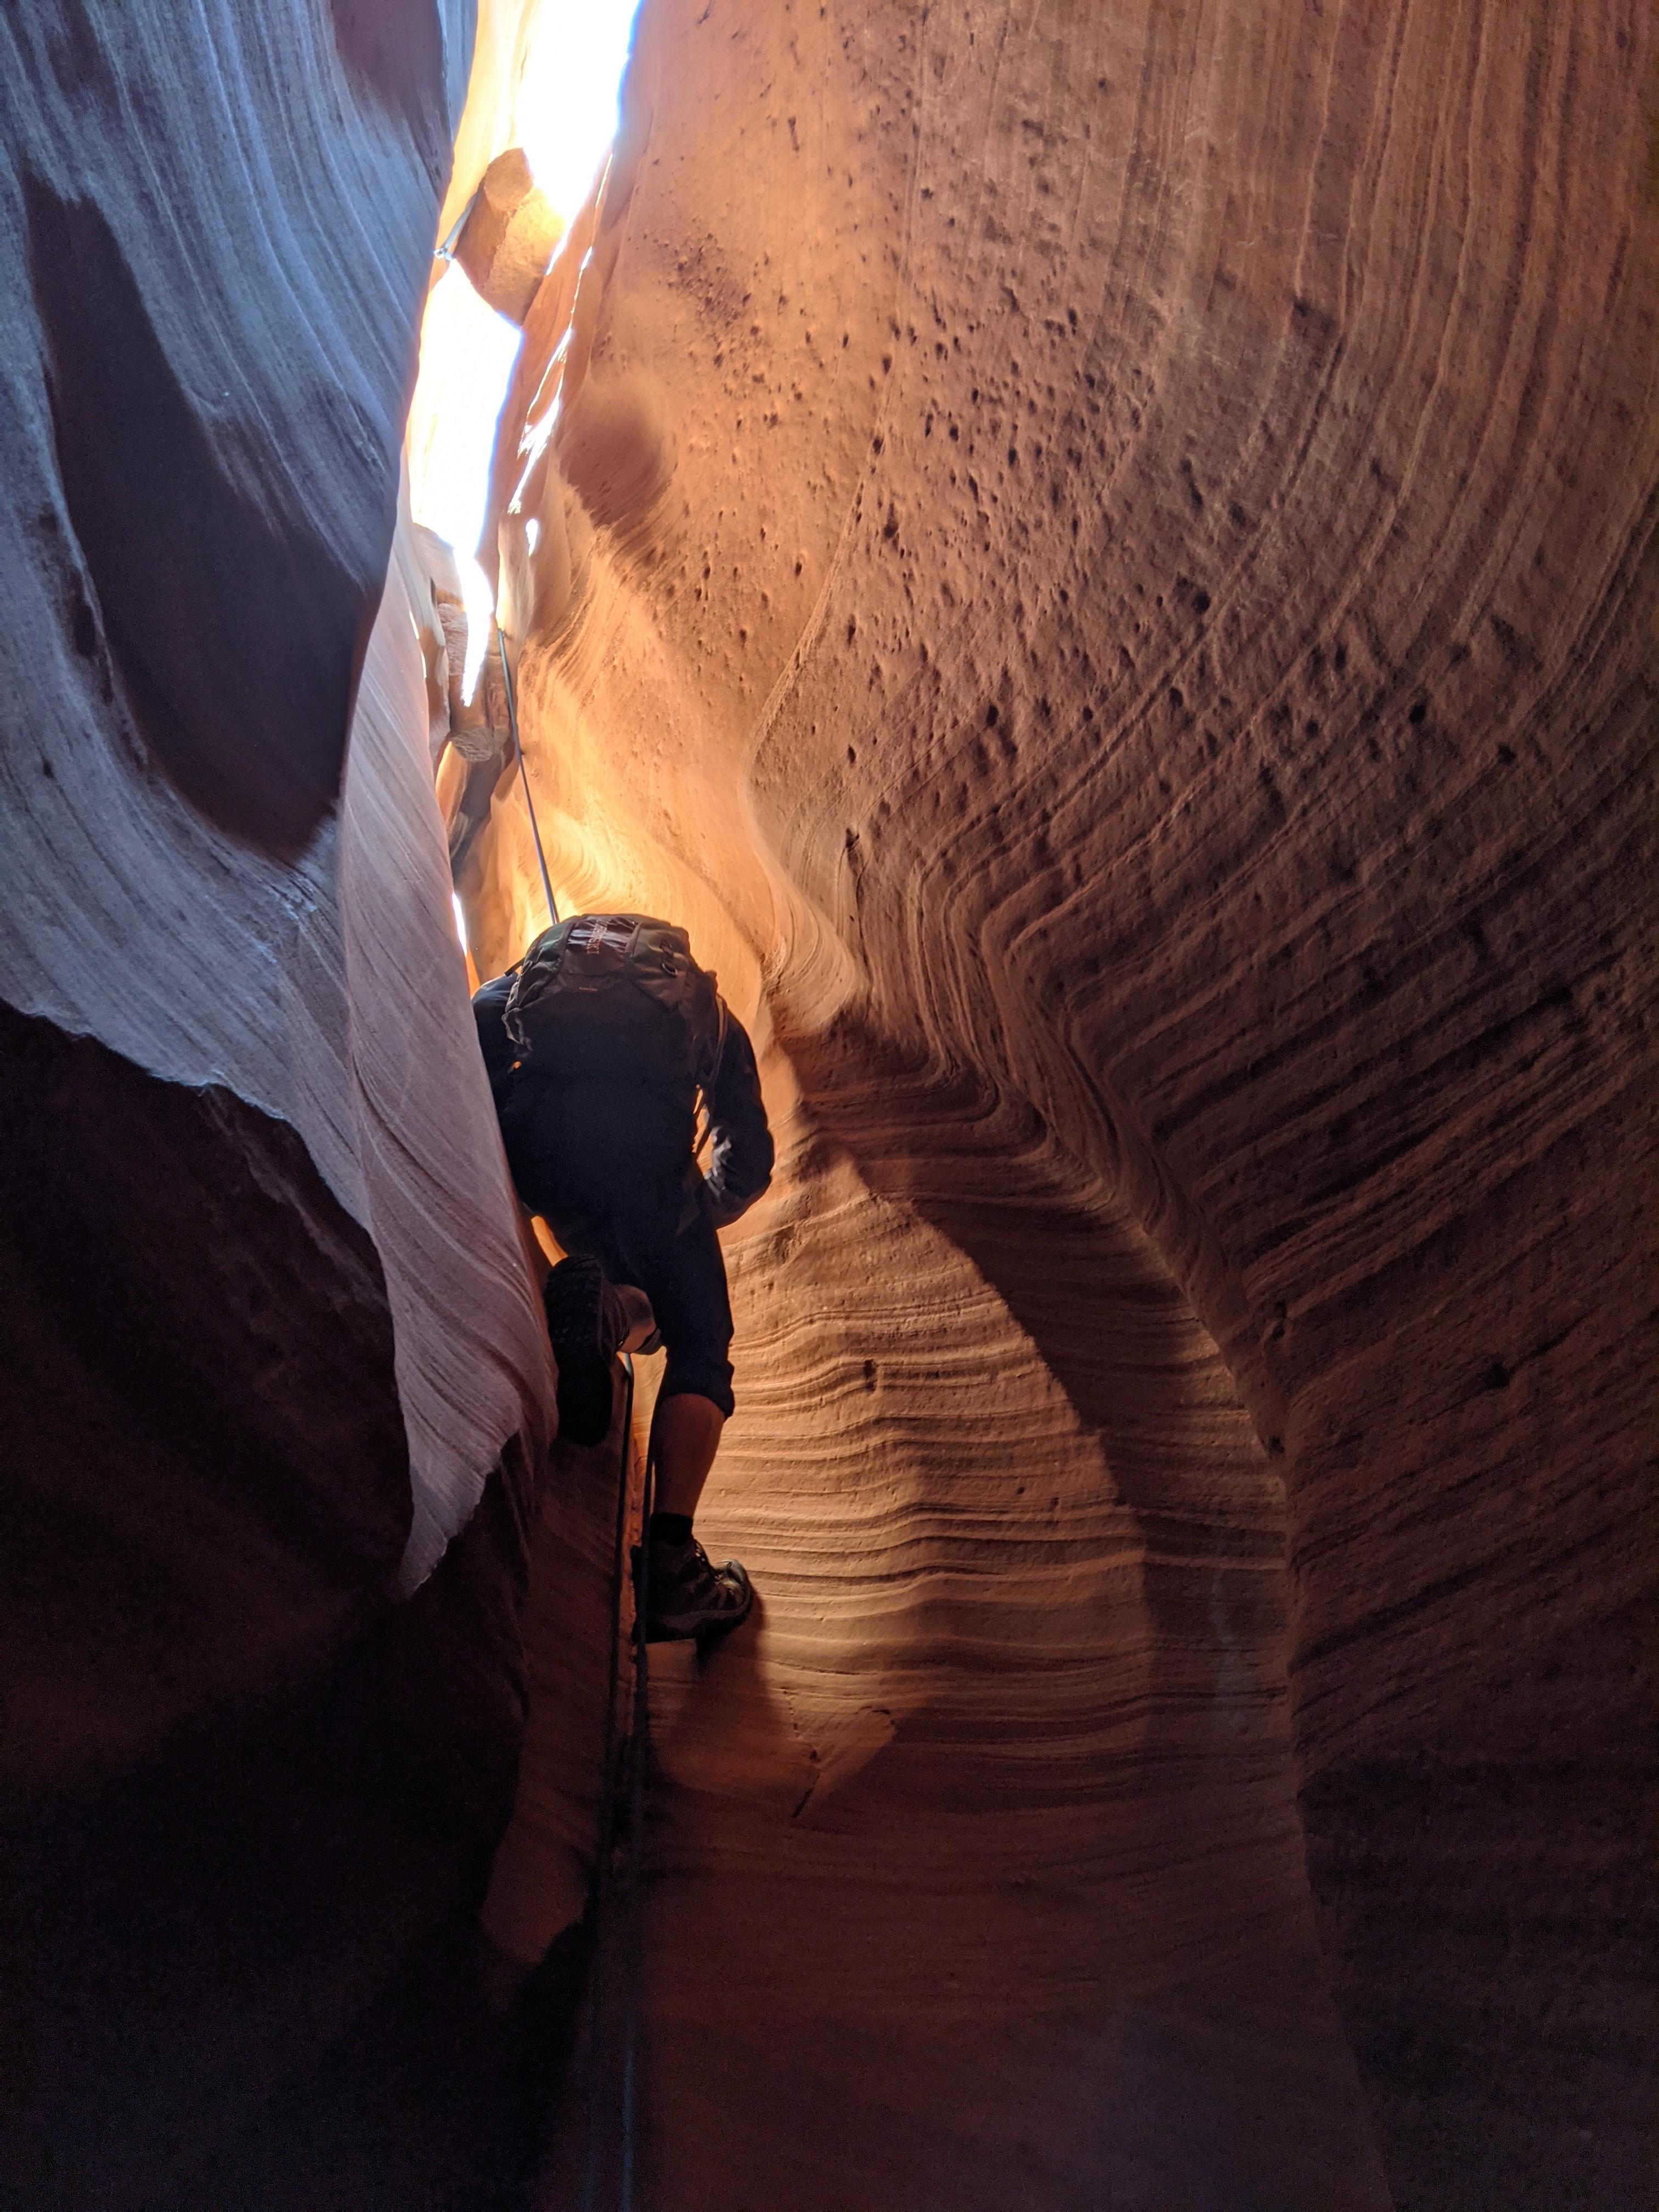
[0,5,556,2201]
[472,3,1656,2205]
[2,0,1651,2204]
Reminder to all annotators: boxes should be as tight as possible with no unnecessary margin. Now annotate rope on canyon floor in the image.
[495,625,558,928]
[579,1351,633,2211]
[619,1426,655,2212]
[577,1352,651,2212]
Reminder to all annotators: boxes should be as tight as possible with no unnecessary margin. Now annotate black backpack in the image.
[503,914,725,1090]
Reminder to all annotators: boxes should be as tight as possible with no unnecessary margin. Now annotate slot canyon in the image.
[1,3,1652,2208]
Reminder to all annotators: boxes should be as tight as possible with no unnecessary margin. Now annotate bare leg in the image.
[644,1392,752,1638]
[517,1202,551,1291]
[650,1391,726,1520]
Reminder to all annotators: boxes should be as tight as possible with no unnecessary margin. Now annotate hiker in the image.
[473,913,773,1641]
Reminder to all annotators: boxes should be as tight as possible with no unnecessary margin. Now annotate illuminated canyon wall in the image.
[0,7,554,2202]
[475,3,1655,2207]
[0,2,1651,2208]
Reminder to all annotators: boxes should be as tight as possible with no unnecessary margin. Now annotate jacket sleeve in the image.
[701,1007,773,1229]
[471,972,520,1108]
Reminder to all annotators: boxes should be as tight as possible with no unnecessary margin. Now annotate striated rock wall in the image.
[480,2,1655,2204]
[0,5,556,2200]
[1,0,1649,2201]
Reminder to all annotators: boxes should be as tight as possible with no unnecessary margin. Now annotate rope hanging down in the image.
[496,624,558,928]
[426,222,555,930]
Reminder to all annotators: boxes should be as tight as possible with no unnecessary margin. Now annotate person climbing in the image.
[473,912,773,1642]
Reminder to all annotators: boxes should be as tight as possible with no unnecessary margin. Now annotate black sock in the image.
[649,1511,693,1547]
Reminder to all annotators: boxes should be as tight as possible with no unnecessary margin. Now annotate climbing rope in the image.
[425,216,556,931]
[495,625,558,929]
[577,1352,653,2212]
[619,1425,656,2212]
[432,205,640,2200]
[433,187,479,266]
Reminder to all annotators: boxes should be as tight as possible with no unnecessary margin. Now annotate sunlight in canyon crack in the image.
[407,0,642,706]
[3,4,1648,2208]
[408,262,520,695]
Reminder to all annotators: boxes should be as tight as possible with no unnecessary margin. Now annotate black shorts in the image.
[541,1175,736,1419]
[498,1076,737,1418]
[553,1177,734,1415]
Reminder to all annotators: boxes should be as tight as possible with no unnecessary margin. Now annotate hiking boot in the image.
[644,1534,753,1643]
[544,1254,627,1447]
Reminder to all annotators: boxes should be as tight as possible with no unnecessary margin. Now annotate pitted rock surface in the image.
[471,5,1655,2207]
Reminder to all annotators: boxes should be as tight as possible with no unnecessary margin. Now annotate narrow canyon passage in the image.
[487,1030,1391,2202]
[628,1160,1391,2208]
[427,14,1385,2200]
[441,4,1653,2200]
[0,3,1652,2210]
[426,2,1657,2202]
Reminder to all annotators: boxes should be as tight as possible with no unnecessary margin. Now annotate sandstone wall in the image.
[482,3,1655,2204]
[0,6,556,2200]
[1,0,1650,2203]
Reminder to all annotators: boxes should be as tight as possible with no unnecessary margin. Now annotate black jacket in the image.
[472,965,773,1232]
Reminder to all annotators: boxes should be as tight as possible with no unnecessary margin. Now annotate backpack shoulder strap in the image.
[700,989,729,1096]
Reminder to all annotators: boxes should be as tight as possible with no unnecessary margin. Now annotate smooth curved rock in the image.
[0,4,555,2200]
[469,3,1655,2205]
[2,0,1650,2203]
[454,145,564,324]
